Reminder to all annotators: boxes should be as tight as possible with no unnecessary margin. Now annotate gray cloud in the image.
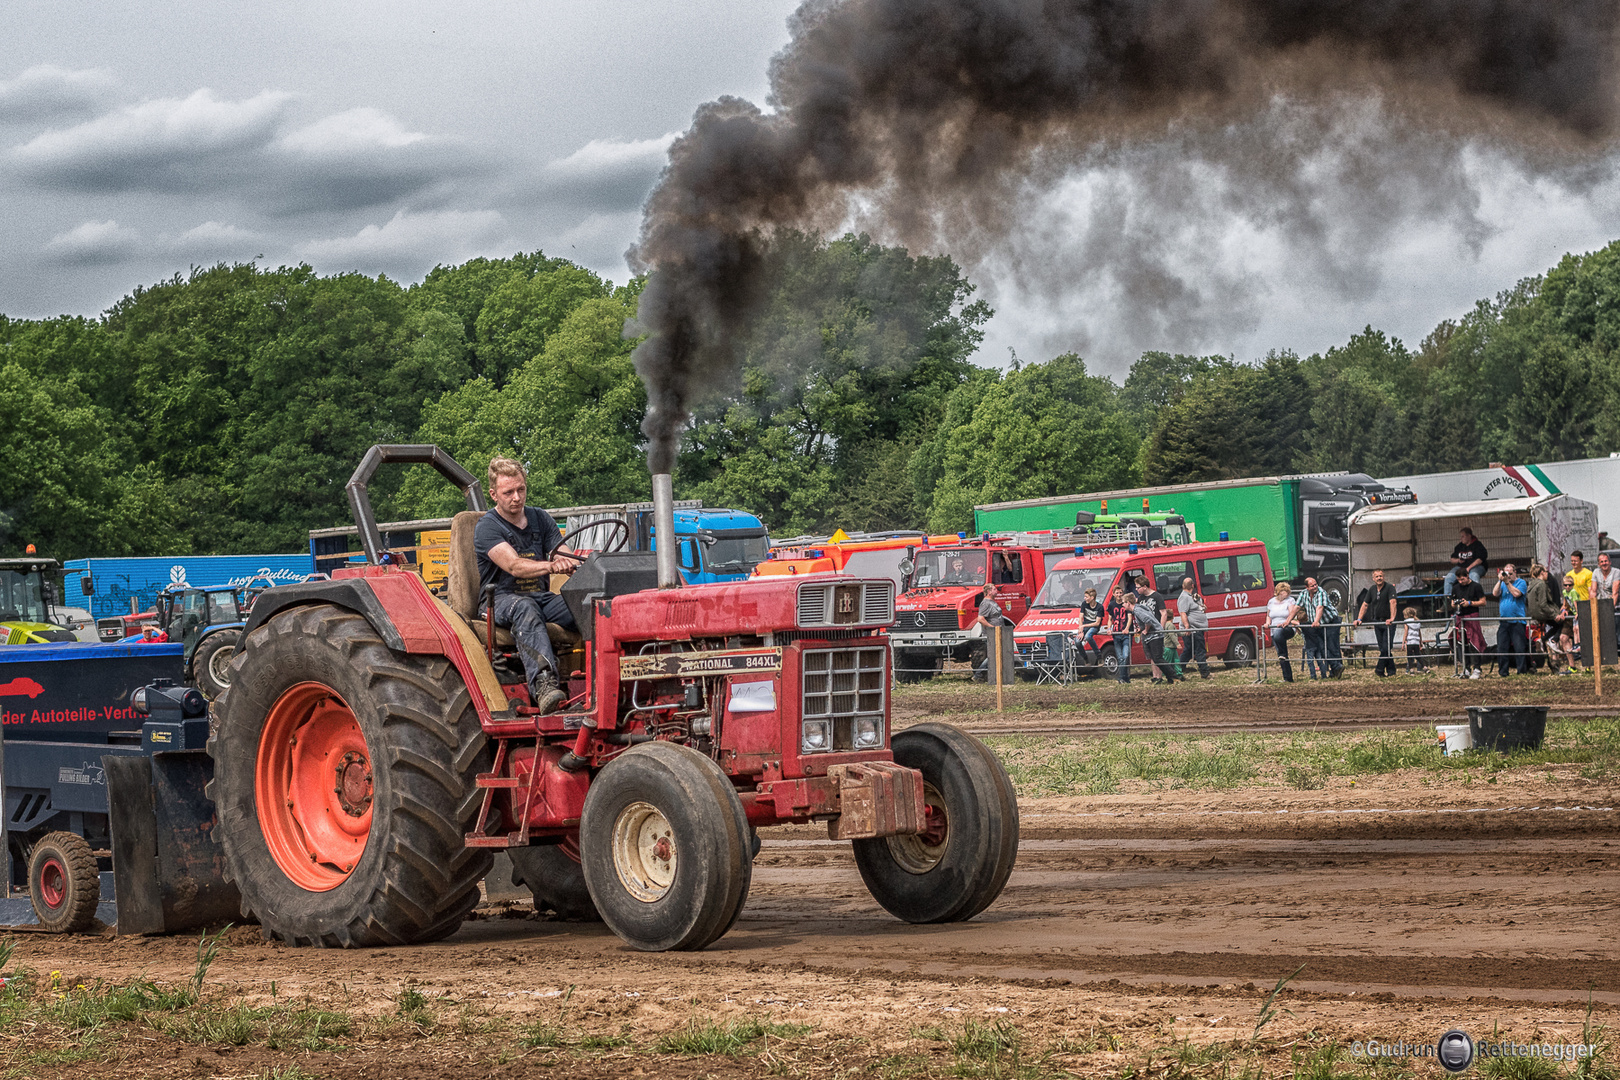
[43,219,142,265]
[529,133,675,215]
[0,65,117,125]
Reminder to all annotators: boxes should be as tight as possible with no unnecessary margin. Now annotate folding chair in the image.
[1033,632,1075,685]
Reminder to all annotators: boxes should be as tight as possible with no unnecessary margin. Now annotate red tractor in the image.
[208,447,1017,951]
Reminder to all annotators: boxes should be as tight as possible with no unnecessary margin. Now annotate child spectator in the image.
[1402,606,1426,673]
[1106,586,1136,684]
[1079,588,1104,663]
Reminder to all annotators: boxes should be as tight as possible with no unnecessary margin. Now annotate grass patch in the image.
[984,716,1620,796]
[656,1016,812,1056]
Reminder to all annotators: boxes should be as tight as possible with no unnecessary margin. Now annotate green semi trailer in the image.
[974,474,1414,597]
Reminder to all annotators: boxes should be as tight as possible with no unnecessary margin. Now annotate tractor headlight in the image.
[853,716,883,748]
[801,719,832,753]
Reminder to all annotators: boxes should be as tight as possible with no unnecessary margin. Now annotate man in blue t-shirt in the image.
[1491,562,1529,676]
[474,457,581,711]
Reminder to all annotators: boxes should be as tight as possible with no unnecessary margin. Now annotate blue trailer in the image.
[1,641,237,932]
[62,554,316,625]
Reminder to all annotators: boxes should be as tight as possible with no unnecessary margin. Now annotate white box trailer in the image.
[1380,456,1620,539]
[1346,494,1600,602]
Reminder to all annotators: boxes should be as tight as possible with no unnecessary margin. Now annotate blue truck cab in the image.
[662,507,772,584]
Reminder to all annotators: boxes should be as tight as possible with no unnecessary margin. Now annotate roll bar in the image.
[346,444,487,566]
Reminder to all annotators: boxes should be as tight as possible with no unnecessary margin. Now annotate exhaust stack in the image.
[652,472,679,589]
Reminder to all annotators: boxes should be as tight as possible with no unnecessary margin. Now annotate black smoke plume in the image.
[630,0,1620,472]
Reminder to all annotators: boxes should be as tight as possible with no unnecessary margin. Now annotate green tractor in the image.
[0,558,76,645]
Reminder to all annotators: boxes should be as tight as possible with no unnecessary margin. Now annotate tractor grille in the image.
[896,608,962,633]
[801,646,886,751]
[796,580,894,628]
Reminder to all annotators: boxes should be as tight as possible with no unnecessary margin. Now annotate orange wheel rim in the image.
[256,682,372,892]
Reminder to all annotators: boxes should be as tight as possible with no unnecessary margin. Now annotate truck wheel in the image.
[894,650,937,684]
[1097,644,1121,677]
[193,629,241,699]
[579,742,751,951]
[1223,631,1256,668]
[852,722,1018,923]
[208,605,492,947]
[509,840,600,921]
[29,831,100,933]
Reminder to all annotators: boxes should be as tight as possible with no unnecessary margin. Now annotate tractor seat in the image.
[448,510,581,650]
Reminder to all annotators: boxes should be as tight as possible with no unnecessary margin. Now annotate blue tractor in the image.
[148,584,248,699]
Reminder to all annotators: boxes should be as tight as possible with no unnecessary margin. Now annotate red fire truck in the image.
[1014,537,1275,675]
[890,539,1050,681]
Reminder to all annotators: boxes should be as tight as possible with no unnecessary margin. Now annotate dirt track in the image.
[10,677,1619,1078]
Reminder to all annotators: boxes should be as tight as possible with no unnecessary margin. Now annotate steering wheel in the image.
[551,518,632,569]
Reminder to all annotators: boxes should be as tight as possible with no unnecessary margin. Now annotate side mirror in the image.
[80,575,95,596]
[43,581,57,606]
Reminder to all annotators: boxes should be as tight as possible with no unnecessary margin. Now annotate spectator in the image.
[1559,571,1583,671]
[1492,562,1529,676]
[1132,577,1179,684]
[1443,527,1488,598]
[1078,587,1105,664]
[1321,584,1346,678]
[1452,568,1488,678]
[1569,551,1593,603]
[1266,582,1300,683]
[1296,577,1334,680]
[1355,569,1399,677]
[1525,563,1566,674]
[1592,551,1620,657]
[973,582,1012,682]
[1402,605,1427,673]
[1177,576,1212,679]
[1106,585,1136,683]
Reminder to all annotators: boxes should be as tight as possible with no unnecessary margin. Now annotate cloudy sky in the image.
[4,1,1618,377]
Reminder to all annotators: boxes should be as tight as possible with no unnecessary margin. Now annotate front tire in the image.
[29,831,100,933]
[510,840,600,921]
[193,629,240,699]
[852,723,1018,923]
[208,605,492,947]
[579,742,751,951]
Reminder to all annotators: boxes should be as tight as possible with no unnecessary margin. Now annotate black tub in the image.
[1466,705,1548,753]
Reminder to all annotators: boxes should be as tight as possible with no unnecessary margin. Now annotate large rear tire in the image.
[579,742,750,951]
[509,840,601,921]
[193,629,240,699]
[852,723,1018,924]
[28,831,100,933]
[208,605,492,947]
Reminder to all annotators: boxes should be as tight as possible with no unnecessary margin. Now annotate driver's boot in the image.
[532,670,567,713]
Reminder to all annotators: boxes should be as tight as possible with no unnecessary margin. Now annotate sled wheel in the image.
[29,831,100,933]
[852,722,1018,923]
[579,742,751,951]
[510,838,601,921]
[208,605,491,946]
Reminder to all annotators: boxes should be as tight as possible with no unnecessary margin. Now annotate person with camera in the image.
[1492,562,1530,676]
[1451,569,1488,678]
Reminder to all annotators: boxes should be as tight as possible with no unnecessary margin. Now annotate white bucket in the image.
[1436,724,1471,756]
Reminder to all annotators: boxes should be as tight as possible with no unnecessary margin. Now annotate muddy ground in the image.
[6,676,1618,1079]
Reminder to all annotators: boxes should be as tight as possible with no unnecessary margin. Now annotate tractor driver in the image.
[474,457,580,713]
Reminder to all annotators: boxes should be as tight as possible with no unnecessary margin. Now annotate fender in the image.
[242,572,509,723]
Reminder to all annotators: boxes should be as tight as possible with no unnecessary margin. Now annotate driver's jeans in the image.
[486,591,577,692]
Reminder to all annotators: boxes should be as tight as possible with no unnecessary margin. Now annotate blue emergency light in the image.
[1219,531,1229,541]
[1128,543,1139,554]
[1074,546,1084,556]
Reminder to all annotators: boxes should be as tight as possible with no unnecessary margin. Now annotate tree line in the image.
[3,233,1617,559]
